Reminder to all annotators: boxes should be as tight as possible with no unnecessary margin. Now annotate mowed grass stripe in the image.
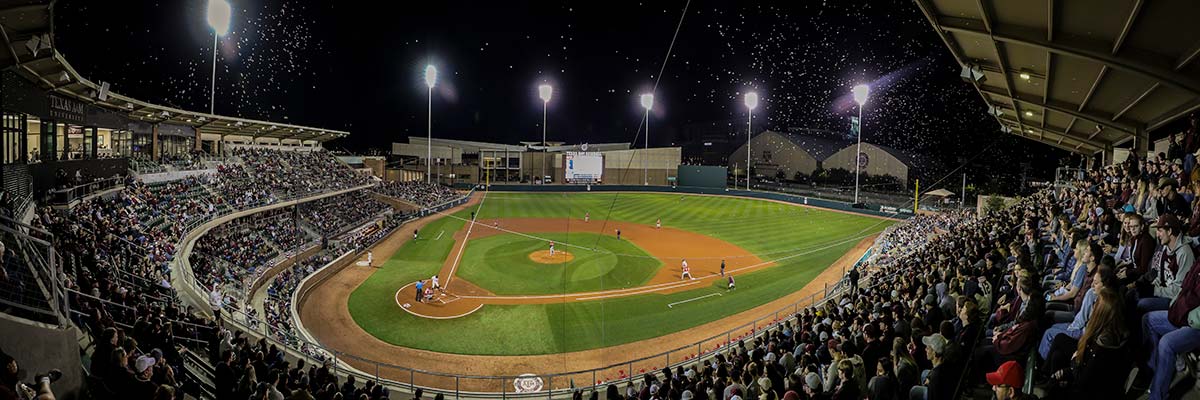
[346,193,894,355]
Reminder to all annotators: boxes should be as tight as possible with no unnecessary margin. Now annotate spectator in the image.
[0,349,59,400]
[985,361,1029,400]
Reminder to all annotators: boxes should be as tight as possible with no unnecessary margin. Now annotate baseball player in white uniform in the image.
[585,212,590,222]
[656,218,662,229]
[549,241,556,256]
[681,259,693,280]
[431,274,441,292]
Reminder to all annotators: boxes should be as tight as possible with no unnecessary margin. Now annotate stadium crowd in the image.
[24,149,412,399]
[587,147,1200,400]
[299,191,392,237]
[372,181,459,207]
[26,135,1200,400]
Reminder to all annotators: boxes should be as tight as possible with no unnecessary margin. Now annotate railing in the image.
[46,176,124,205]
[0,215,66,327]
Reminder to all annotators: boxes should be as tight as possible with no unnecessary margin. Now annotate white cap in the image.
[135,355,156,373]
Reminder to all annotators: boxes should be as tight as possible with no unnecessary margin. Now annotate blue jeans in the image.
[1138,297,1172,314]
[1038,322,1081,359]
[1143,311,1200,400]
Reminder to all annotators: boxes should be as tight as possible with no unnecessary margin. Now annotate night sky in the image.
[54,0,1071,193]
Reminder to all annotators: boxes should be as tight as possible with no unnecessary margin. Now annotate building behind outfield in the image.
[392,137,681,185]
[728,130,915,188]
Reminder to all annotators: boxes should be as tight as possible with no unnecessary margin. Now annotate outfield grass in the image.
[347,192,893,355]
[456,232,661,295]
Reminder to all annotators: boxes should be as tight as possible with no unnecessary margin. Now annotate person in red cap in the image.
[986,361,1029,400]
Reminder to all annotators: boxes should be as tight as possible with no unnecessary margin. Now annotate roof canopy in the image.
[0,1,348,143]
[915,0,1200,154]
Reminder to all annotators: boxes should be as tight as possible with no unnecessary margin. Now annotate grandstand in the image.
[2,1,1200,400]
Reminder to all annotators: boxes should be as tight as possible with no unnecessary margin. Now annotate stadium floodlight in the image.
[852,84,870,107]
[539,84,553,183]
[424,65,438,89]
[744,91,759,111]
[744,91,759,190]
[206,0,232,114]
[851,84,870,204]
[425,64,438,182]
[640,93,654,110]
[640,93,654,185]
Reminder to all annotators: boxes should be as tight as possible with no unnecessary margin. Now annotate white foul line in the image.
[667,292,722,308]
[444,191,488,287]
[434,230,445,240]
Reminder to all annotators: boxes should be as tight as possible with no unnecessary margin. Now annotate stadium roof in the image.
[915,0,1200,154]
[0,1,349,143]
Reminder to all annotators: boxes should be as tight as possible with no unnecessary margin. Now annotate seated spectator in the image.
[1140,214,1192,314]
[0,349,60,400]
[1141,255,1200,400]
[985,361,1030,400]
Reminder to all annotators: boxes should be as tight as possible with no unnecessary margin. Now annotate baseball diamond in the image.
[298,191,894,390]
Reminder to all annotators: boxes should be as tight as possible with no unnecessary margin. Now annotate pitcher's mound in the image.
[529,250,574,264]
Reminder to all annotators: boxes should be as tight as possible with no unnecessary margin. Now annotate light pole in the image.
[425,65,437,183]
[852,84,870,204]
[206,0,231,114]
[539,84,553,184]
[744,92,758,191]
[640,93,654,185]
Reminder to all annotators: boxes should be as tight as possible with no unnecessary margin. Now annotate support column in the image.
[1135,127,1150,161]
[89,127,98,159]
[151,124,160,161]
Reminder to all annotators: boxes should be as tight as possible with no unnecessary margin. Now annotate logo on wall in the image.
[857,152,870,168]
[514,374,544,393]
[581,143,589,151]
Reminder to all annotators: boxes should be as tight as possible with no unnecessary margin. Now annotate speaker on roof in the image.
[960,64,985,83]
[98,81,110,101]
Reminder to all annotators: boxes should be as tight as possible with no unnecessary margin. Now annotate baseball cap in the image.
[1154,214,1184,231]
[758,377,772,391]
[135,355,156,373]
[1122,204,1136,214]
[681,390,694,400]
[804,372,821,390]
[985,360,1024,388]
[922,333,949,356]
[1158,177,1179,189]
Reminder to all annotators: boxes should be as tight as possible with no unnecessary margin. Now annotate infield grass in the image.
[347,192,893,355]
[456,232,661,295]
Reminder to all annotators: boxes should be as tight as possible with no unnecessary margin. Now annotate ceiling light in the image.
[1019,72,1031,80]
[1024,111,1034,117]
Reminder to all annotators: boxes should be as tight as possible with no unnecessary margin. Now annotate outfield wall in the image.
[454,183,912,219]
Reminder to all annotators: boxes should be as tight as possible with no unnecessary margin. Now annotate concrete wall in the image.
[728,131,818,178]
[823,143,910,185]
[0,316,83,400]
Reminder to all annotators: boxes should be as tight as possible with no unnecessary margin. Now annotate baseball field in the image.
[328,191,894,357]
